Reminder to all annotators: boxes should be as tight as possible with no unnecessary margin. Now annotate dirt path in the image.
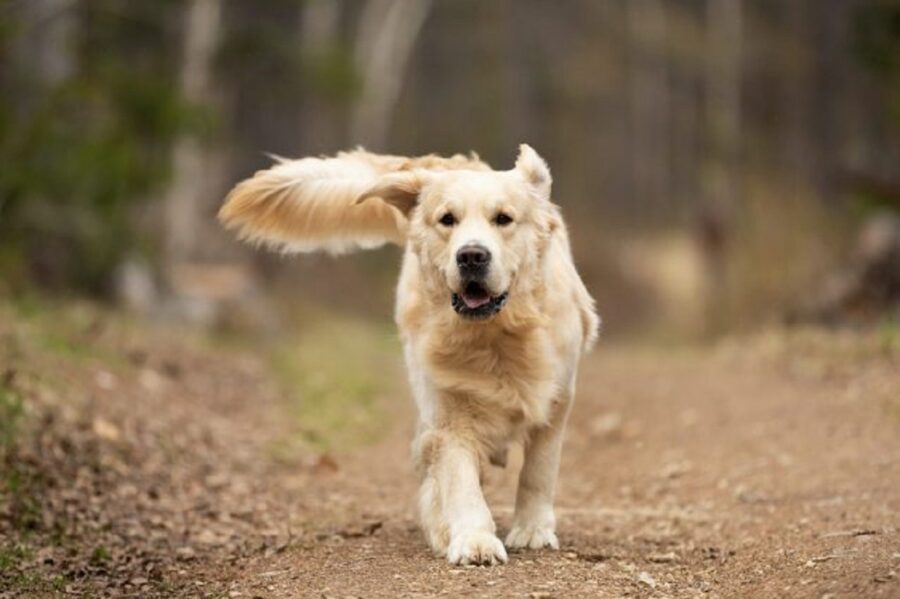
[1,304,898,597]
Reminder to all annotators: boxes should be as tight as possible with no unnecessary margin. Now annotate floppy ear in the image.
[355,170,428,217]
[515,143,552,200]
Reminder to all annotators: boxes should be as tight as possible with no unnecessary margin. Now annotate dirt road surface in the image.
[1,303,898,597]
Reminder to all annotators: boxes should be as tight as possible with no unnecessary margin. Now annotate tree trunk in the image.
[701,0,742,333]
[164,0,224,267]
[15,0,76,89]
[297,0,344,153]
[159,0,256,326]
[351,0,433,150]
[703,0,741,215]
[628,0,671,224]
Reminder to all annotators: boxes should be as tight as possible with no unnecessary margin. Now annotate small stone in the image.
[95,370,118,390]
[637,571,656,588]
[175,547,196,560]
[648,552,678,563]
[590,413,623,438]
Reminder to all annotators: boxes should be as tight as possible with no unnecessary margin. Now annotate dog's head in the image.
[358,145,560,321]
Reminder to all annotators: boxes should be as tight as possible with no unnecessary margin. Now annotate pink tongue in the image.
[462,294,491,309]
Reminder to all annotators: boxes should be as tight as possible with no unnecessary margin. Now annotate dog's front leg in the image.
[505,392,573,551]
[419,430,508,565]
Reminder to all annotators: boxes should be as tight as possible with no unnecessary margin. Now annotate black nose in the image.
[456,244,491,272]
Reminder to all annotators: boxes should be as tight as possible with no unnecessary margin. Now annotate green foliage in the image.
[0,2,208,294]
[0,377,23,456]
[216,21,304,98]
[854,2,900,126]
[878,316,899,355]
[302,45,363,103]
[216,22,360,104]
[853,2,900,74]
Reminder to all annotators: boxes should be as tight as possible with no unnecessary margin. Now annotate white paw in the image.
[504,523,559,551]
[447,531,508,566]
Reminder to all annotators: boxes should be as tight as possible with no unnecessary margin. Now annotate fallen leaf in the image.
[313,453,339,474]
[92,417,121,441]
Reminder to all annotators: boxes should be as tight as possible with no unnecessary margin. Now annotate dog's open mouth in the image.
[451,281,508,319]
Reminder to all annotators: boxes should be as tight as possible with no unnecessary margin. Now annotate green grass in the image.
[0,543,65,594]
[878,316,899,356]
[90,545,111,566]
[3,467,42,533]
[4,295,131,369]
[0,542,32,570]
[0,382,23,453]
[2,571,66,594]
[270,311,401,452]
[0,325,48,536]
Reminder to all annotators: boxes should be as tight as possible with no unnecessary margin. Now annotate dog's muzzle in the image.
[452,244,508,319]
[451,281,508,320]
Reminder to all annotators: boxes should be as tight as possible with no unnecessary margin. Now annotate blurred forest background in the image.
[3,4,900,595]
[1,0,899,339]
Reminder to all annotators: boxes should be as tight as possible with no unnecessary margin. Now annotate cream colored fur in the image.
[219,145,599,566]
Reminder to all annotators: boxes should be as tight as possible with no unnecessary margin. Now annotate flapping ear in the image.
[515,143,552,200]
[355,170,428,217]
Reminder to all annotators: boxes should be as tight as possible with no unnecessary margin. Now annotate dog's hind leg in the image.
[505,386,574,551]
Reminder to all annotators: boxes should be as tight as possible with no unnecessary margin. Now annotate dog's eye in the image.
[494,212,513,226]
[438,213,457,227]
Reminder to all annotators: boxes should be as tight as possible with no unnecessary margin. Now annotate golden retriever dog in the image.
[218,145,599,565]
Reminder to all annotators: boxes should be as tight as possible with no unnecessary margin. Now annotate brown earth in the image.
[1,301,898,598]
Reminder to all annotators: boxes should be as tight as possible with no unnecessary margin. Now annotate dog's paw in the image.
[447,531,508,566]
[504,524,559,551]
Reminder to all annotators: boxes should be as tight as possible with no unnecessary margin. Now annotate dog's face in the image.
[360,145,557,320]
[416,171,530,319]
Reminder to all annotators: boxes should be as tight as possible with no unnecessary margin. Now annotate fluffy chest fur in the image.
[396,257,569,453]
[424,319,560,429]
